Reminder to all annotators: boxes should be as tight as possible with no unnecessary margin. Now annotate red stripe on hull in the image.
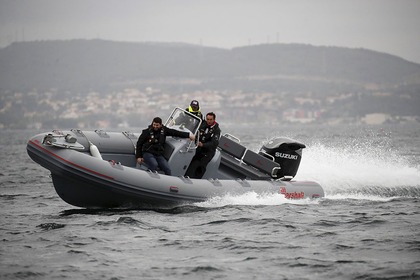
[29,140,114,180]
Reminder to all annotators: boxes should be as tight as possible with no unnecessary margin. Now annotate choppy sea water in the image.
[1,124,419,280]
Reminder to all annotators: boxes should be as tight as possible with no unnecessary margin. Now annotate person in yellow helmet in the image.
[172,100,203,132]
[186,100,203,121]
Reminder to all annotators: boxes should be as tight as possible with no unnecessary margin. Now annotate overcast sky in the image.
[1,0,419,63]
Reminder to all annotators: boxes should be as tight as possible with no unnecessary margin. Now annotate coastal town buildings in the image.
[0,87,418,129]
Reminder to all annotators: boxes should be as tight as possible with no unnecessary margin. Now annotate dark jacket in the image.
[184,121,221,179]
[136,125,190,158]
[196,121,221,157]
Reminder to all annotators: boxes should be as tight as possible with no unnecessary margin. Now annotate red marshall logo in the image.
[280,187,305,199]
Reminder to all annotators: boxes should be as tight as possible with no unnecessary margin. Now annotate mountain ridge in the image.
[1,39,419,92]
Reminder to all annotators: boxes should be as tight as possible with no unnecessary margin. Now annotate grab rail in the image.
[259,150,275,162]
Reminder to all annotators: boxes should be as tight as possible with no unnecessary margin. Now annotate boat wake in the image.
[192,134,420,207]
[298,141,420,198]
[195,191,320,208]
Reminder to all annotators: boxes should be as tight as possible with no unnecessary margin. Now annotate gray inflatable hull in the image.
[27,130,324,208]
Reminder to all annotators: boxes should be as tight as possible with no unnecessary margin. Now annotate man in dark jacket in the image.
[136,117,195,175]
[185,112,221,179]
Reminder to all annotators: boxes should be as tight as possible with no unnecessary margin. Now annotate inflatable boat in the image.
[26,107,324,208]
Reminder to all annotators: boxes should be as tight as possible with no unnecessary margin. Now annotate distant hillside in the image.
[1,39,419,92]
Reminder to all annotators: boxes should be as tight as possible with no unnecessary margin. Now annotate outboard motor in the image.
[259,137,306,180]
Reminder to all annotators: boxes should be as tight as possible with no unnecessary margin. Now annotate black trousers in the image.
[185,152,214,179]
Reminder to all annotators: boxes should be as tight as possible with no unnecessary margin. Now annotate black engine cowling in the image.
[259,137,305,180]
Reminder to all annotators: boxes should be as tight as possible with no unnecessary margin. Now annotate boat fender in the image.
[89,141,102,159]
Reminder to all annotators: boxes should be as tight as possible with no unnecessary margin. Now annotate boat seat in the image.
[218,135,246,159]
[242,149,281,178]
[219,152,272,180]
[220,155,272,180]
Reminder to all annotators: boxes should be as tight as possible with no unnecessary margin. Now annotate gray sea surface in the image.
[1,124,420,280]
